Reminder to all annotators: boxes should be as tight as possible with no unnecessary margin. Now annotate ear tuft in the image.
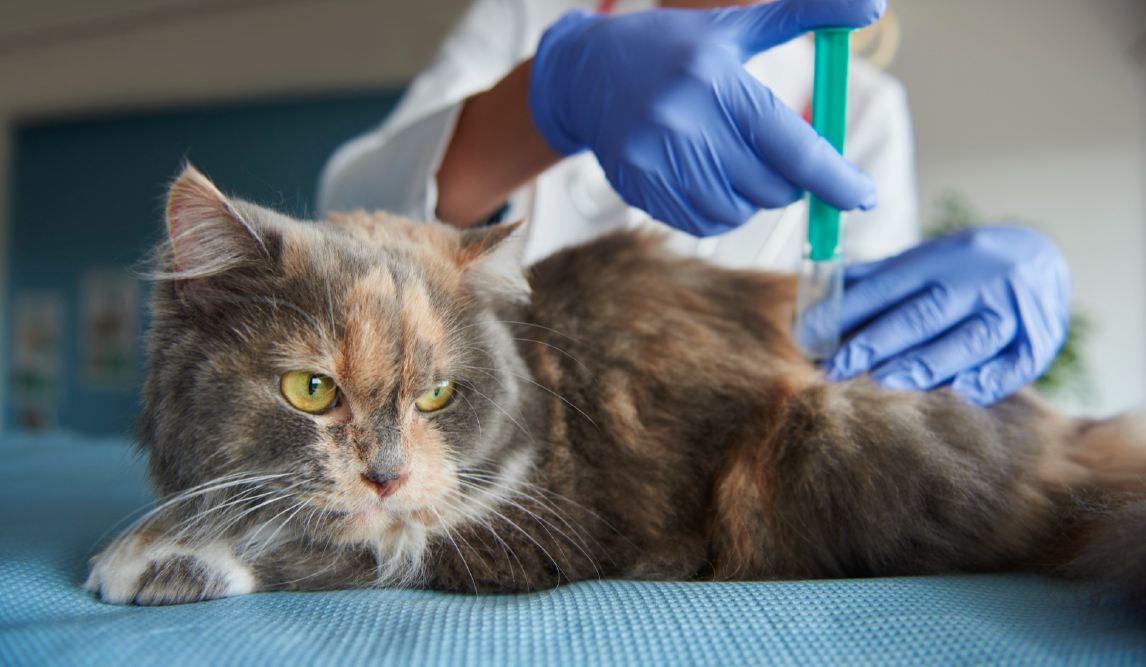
[166,164,266,279]
[459,219,531,304]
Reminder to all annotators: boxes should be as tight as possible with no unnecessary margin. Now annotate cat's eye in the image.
[415,380,455,413]
[280,371,339,413]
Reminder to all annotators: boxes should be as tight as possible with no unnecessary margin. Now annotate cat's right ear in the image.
[459,219,531,304]
[165,164,267,295]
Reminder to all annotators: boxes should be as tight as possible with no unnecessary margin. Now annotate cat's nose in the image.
[362,469,409,499]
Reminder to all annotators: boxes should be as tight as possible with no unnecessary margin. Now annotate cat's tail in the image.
[1065,499,1146,611]
[1058,410,1146,612]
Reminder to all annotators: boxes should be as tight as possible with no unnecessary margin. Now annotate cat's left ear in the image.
[459,219,531,304]
[165,164,268,280]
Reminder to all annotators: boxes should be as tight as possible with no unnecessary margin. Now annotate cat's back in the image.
[479,230,815,582]
[517,229,812,473]
[525,229,803,370]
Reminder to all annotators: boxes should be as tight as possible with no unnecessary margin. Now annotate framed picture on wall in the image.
[80,269,140,387]
[11,291,65,431]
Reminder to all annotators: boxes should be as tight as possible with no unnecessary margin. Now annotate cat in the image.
[86,165,1146,607]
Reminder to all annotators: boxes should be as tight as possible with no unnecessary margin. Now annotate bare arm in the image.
[435,59,563,228]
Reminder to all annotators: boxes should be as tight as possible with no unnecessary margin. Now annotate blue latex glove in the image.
[825,226,1073,406]
[528,0,884,237]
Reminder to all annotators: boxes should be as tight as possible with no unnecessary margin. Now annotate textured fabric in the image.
[1,435,1143,666]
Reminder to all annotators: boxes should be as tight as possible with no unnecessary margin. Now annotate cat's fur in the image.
[87,166,1146,606]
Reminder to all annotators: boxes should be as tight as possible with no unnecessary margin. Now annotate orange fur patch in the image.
[338,270,401,395]
[399,282,451,388]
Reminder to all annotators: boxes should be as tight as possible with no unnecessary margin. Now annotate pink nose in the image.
[362,470,408,499]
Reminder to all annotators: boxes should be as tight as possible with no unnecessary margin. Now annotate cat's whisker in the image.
[458,319,592,351]
[442,484,567,583]
[430,506,479,595]
[241,499,305,551]
[446,490,555,578]
[86,470,258,554]
[455,478,601,577]
[245,498,313,557]
[453,380,534,444]
[324,271,337,337]
[461,467,636,552]
[455,483,588,565]
[449,356,532,430]
[435,513,512,584]
[113,473,294,543]
[438,492,524,585]
[276,546,353,588]
[460,467,636,563]
[454,344,496,364]
[459,364,600,431]
[200,493,293,546]
[456,473,607,562]
[451,385,483,438]
[168,486,278,542]
[244,294,330,342]
[152,472,288,508]
[506,337,595,379]
[299,502,327,540]
[203,479,313,544]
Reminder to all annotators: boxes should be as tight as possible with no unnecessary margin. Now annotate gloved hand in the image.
[824,226,1073,406]
[528,0,885,237]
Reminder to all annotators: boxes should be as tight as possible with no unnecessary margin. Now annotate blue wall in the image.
[7,90,404,435]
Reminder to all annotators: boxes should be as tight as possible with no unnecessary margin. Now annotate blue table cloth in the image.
[2,434,1144,666]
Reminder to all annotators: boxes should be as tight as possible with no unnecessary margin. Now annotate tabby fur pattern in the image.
[86,166,1146,607]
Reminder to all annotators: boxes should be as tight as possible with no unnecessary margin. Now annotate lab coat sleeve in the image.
[317,0,528,221]
[841,64,921,263]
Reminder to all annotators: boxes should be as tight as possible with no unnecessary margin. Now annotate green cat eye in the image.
[415,381,455,413]
[280,371,338,414]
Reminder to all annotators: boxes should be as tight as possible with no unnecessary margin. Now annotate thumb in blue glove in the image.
[528,0,885,237]
[824,226,1073,406]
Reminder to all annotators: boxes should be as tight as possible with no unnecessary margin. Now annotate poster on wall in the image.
[81,268,140,387]
[11,291,66,431]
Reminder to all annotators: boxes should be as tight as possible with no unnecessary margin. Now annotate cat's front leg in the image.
[85,529,258,605]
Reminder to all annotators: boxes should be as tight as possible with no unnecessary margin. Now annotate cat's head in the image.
[139,165,536,556]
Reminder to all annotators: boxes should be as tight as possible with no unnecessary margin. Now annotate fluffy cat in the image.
[87,166,1146,607]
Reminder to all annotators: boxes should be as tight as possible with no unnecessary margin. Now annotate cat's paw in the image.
[85,532,257,605]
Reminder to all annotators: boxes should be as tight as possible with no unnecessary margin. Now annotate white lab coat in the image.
[318,0,920,269]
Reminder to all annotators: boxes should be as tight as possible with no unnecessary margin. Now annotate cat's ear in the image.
[459,219,531,304]
[165,164,267,281]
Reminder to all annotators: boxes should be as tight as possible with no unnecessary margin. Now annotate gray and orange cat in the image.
[87,165,1146,607]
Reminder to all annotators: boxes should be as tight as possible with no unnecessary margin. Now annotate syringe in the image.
[794,28,852,360]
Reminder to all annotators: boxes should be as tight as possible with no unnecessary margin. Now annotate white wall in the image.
[0,0,473,118]
[890,0,1146,416]
[0,0,475,431]
[917,147,1146,416]
[1,0,1145,419]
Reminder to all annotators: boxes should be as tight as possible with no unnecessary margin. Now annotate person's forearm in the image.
[435,59,562,228]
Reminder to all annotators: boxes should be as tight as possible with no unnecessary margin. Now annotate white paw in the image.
[85,532,257,605]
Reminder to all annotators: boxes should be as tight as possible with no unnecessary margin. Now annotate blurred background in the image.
[0,0,1143,434]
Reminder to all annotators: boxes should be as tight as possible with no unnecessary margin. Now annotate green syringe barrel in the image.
[808,28,852,262]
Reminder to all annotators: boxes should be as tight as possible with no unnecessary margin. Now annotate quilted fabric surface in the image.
[1,435,1144,666]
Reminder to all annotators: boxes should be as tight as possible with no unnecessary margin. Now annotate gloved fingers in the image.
[826,283,967,381]
[724,72,878,212]
[721,128,804,213]
[616,164,721,237]
[715,0,886,60]
[622,98,801,235]
[678,131,772,234]
[836,258,934,335]
[951,339,1039,407]
[843,258,893,287]
[867,313,1018,391]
